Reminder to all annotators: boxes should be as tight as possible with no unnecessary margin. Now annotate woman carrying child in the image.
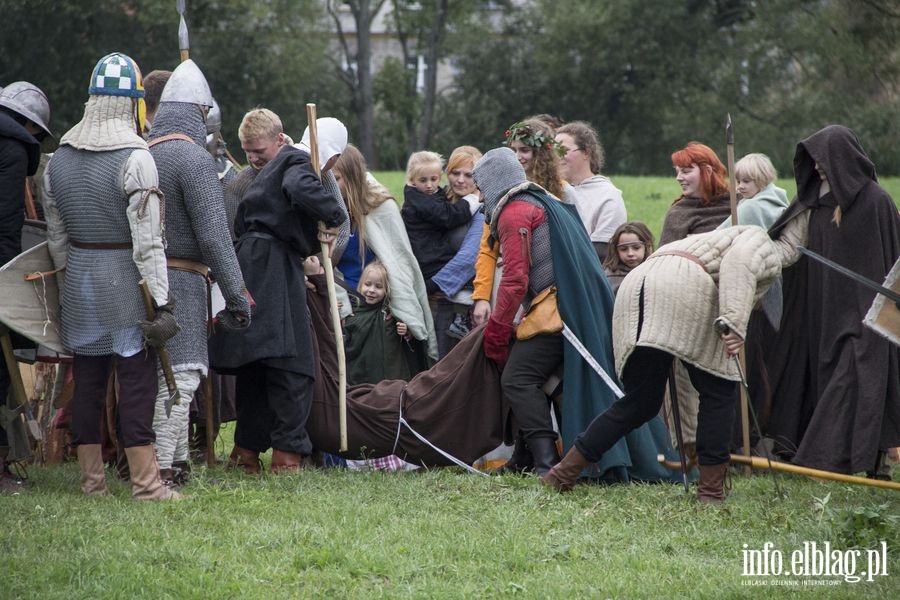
[603,222,654,296]
[401,150,480,358]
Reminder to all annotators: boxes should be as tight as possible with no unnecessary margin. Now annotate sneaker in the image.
[447,313,471,340]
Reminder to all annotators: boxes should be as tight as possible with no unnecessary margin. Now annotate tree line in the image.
[2,0,898,175]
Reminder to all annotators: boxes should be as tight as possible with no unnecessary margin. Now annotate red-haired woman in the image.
[657,142,734,463]
[660,142,732,245]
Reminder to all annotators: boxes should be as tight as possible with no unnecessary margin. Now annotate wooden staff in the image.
[725,114,752,473]
[730,454,900,491]
[306,103,348,452]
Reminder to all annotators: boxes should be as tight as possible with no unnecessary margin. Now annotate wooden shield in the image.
[0,242,65,354]
[864,257,900,346]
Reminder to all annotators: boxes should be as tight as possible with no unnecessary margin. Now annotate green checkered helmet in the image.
[89,53,145,99]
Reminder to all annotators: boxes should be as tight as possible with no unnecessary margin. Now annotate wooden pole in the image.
[725,114,752,473]
[306,103,348,452]
[730,454,900,491]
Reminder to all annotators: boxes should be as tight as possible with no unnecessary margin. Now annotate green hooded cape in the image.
[524,189,684,483]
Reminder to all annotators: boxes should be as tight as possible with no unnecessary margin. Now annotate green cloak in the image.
[524,189,684,483]
[345,300,422,385]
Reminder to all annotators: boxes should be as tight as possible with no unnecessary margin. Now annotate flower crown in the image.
[504,121,566,157]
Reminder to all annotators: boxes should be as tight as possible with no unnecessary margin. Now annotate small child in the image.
[603,221,654,296]
[717,152,790,230]
[343,261,422,472]
[401,151,476,283]
[345,261,424,385]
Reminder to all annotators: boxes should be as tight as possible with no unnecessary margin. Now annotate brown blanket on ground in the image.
[306,274,508,466]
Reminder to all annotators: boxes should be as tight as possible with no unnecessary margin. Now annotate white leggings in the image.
[152,369,202,468]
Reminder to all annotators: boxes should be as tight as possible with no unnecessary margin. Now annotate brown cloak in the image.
[305,274,507,466]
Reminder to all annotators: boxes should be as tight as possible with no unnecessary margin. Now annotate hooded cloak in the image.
[766,125,900,474]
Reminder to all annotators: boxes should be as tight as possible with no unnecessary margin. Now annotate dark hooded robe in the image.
[767,125,900,474]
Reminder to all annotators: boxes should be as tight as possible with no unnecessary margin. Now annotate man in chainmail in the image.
[209,114,347,474]
[44,52,180,501]
[474,147,563,476]
[147,59,250,486]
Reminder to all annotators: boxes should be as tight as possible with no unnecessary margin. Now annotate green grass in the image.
[2,438,899,598]
[4,174,899,598]
[373,172,900,242]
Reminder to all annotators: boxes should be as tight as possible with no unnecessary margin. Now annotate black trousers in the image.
[575,346,737,465]
[234,363,314,455]
[71,349,158,448]
[429,294,461,359]
[502,333,564,441]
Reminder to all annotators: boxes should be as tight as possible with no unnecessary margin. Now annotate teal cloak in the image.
[523,189,684,483]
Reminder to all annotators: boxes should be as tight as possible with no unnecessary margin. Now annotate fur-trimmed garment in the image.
[766,125,900,474]
[658,194,732,246]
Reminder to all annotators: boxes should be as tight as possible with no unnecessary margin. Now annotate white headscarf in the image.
[296,117,348,169]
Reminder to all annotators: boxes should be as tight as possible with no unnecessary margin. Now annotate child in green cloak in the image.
[345,261,425,385]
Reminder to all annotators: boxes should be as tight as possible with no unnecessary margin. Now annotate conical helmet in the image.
[0,81,52,137]
[160,59,213,107]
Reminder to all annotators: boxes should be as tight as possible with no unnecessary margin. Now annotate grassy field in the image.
[374,172,900,242]
[3,174,899,598]
[2,434,898,599]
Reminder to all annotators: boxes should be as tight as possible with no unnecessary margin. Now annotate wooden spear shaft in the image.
[730,454,900,491]
[306,103,348,452]
[726,114,752,473]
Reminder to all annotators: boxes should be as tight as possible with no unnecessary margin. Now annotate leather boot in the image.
[77,444,109,496]
[697,463,728,504]
[526,437,561,476]
[540,446,589,493]
[124,445,182,501]
[494,435,534,475]
[270,449,304,474]
[228,445,261,475]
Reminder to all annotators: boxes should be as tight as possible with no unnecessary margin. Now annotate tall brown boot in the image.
[77,444,109,496]
[228,446,261,475]
[270,449,303,474]
[124,445,182,501]
[697,463,728,504]
[540,446,589,492]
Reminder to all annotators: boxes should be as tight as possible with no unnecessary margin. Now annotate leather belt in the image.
[167,258,214,334]
[70,240,132,250]
[650,250,707,272]
[167,257,210,278]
